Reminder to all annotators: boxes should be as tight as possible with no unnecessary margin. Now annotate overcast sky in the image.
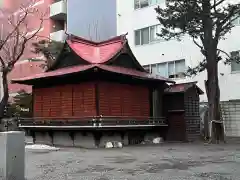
[67,0,117,42]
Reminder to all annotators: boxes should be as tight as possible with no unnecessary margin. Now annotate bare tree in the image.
[0,0,46,121]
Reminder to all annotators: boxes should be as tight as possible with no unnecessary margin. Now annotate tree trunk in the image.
[0,70,9,123]
[205,59,225,143]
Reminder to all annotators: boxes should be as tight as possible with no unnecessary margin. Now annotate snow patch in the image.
[105,142,113,148]
[25,144,60,152]
[153,137,164,144]
[105,141,123,148]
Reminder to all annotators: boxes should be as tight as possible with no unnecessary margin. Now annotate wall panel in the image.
[33,82,96,118]
[98,82,150,118]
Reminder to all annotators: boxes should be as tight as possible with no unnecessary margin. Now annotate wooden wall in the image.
[33,81,150,119]
[33,82,96,118]
[98,82,150,117]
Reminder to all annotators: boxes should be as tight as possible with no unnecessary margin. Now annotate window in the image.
[150,25,161,42]
[232,16,240,26]
[231,51,240,72]
[135,24,163,45]
[144,59,186,78]
[134,0,165,9]
[141,27,150,45]
[135,30,141,45]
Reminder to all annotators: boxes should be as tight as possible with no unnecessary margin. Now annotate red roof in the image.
[8,61,44,93]
[12,34,173,84]
[12,64,174,84]
[66,35,125,64]
[165,82,204,95]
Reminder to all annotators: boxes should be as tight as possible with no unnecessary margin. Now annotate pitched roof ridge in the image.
[67,34,127,46]
[97,34,127,46]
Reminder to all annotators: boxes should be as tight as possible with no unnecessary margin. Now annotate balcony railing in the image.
[18,116,168,129]
[50,0,67,20]
[50,30,66,42]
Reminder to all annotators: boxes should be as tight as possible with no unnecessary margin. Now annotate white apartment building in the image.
[117,0,240,102]
[117,0,240,137]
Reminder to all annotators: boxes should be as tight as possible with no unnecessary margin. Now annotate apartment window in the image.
[135,25,162,45]
[135,30,141,45]
[141,27,150,45]
[232,16,240,26]
[134,0,165,9]
[231,51,240,72]
[150,25,161,42]
[145,59,186,78]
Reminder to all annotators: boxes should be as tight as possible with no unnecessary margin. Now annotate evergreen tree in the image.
[155,0,240,143]
[32,40,64,69]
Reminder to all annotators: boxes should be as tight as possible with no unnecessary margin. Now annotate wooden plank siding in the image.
[98,82,150,117]
[33,82,96,118]
[33,81,150,119]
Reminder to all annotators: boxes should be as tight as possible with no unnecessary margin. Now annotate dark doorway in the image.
[167,111,186,141]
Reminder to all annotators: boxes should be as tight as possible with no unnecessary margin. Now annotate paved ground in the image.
[26,143,240,180]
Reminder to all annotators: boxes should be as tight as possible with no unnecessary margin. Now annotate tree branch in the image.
[212,0,225,9]
[0,9,28,50]
[217,48,231,59]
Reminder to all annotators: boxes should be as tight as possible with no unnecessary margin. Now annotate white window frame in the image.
[230,50,240,73]
[232,16,240,26]
[134,24,164,46]
[134,0,166,10]
[146,59,186,78]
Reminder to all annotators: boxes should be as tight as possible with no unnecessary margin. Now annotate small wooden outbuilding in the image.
[163,82,204,142]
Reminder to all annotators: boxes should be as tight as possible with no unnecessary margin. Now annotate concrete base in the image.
[53,132,73,147]
[74,132,96,148]
[0,131,25,180]
[99,133,122,148]
[35,132,52,145]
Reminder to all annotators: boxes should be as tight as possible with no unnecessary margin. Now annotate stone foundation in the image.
[34,132,52,145]
[53,132,73,147]
[123,133,129,145]
[31,130,166,148]
[74,132,96,148]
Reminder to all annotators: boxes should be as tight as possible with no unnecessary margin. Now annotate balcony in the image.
[50,30,66,42]
[50,0,67,20]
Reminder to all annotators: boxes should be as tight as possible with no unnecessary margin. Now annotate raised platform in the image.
[18,116,167,130]
[18,116,167,148]
[30,130,164,148]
